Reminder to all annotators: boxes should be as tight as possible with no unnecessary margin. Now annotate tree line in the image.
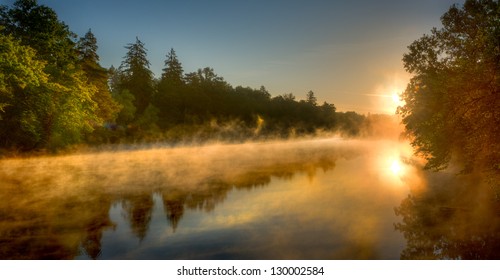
[0,0,370,153]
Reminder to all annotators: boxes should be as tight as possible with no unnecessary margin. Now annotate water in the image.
[1,138,498,259]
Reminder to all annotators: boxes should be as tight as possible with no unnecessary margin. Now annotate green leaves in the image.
[77,29,120,123]
[0,1,99,151]
[400,0,500,173]
[118,37,154,116]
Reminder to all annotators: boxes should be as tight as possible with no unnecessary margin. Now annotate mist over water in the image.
[0,137,497,259]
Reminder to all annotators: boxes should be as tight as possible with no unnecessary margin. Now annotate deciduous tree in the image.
[398,0,499,174]
[77,29,120,122]
[0,0,99,150]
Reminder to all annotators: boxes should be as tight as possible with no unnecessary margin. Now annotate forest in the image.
[1,0,497,183]
[0,0,382,154]
[0,0,499,263]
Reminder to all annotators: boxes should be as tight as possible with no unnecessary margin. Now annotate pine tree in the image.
[161,48,184,86]
[77,29,120,122]
[119,37,154,116]
[154,48,185,128]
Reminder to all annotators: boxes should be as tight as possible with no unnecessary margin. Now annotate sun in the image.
[390,159,402,176]
[391,92,400,104]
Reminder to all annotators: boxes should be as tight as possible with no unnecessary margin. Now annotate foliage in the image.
[398,0,499,173]
[0,0,99,151]
[0,32,46,113]
[0,33,98,149]
[161,48,184,86]
[0,32,48,147]
[118,37,154,116]
[0,0,78,77]
[153,48,185,128]
[113,89,136,125]
[0,0,370,151]
[77,29,120,122]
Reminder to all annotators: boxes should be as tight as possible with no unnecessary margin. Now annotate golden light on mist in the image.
[390,159,403,176]
[391,92,400,104]
[383,155,408,186]
[373,73,409,114]
[376,146,411,185]
[385,89,405,114]
[391,89,405,107]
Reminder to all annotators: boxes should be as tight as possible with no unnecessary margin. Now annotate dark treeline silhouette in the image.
[398,0,499,178]
[0,0,371,154]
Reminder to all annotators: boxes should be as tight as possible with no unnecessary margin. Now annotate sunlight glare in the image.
[391,92,400,104]
[373,73,409,114]
[390,159,402,176]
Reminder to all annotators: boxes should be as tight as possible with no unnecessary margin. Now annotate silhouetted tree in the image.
[318,101,336,128]
[398,0,499,174]
[306,90,317,106]
[335,111,365,136]
[119,37,155,116]
[161,48,184,86]
[154,48,186,128]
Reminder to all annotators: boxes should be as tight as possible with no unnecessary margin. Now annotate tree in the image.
[77,29,120,122]
[0,1,99,150]
[185,67,226,86]
[0,0,78,77]
[398,0,499,174]
[306,90,317,106]
[184,67,231,120]
[318,101,336,128]
[119,37,154,116]
[154,48,185,128]
[0,31,45,109]
[282,93,296,102]
[161,48,184,86]
[0,35,98,149]
[0,32,47,147]
[113,89,136,125]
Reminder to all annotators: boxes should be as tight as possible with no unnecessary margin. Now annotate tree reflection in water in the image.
[394,173,500,259]
[0,140,339,259]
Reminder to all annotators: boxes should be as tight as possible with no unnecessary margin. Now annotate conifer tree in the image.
[119,37,154,116]
[154,48,185,128]
[77,29,120,122]
[161,48,184,86]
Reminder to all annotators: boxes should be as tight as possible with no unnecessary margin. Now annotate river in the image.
[1,138,498,259]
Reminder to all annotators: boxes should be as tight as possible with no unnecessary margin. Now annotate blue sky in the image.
[4,0,464,113]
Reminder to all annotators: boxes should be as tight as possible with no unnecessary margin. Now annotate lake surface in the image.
[1,138,498,259]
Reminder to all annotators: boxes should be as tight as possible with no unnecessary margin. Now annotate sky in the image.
[4,0,465,114]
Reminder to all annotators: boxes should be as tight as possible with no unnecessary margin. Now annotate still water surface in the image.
[1,138,498,259]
